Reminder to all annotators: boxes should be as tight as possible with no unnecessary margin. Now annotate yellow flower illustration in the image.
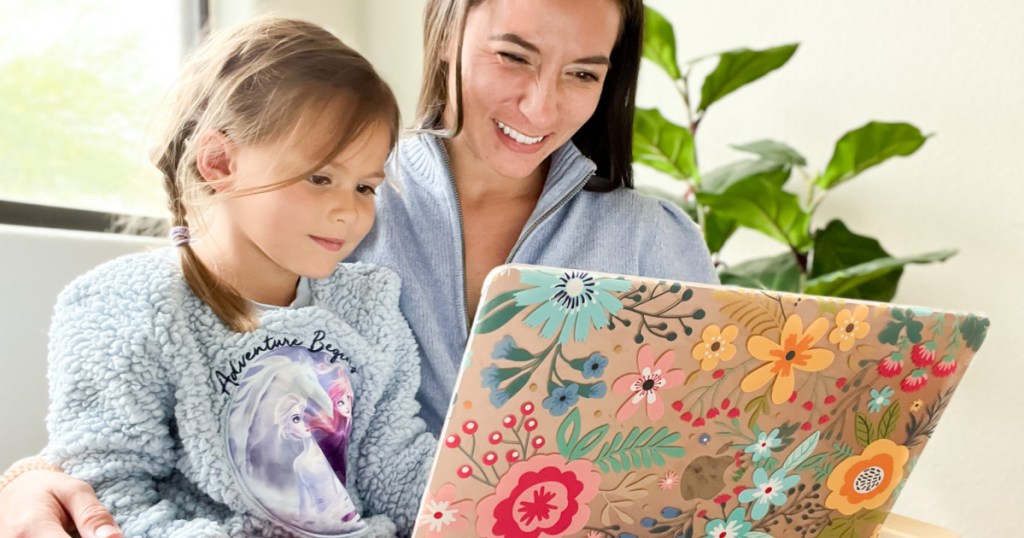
[825,438,910,515]
[828,305,871,352]
[741,314,834,404]
[691,324,738,371]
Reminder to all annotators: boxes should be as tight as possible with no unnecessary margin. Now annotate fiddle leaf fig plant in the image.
[634,6,955,302]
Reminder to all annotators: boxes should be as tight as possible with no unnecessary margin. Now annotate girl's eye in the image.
[290,415,302,424]
[308,174,332,186]
[356,184,379,196]
[498,51,528,64]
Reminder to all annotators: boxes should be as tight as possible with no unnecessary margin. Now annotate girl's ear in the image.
[196,129,236,192]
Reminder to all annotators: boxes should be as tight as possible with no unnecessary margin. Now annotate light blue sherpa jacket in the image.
[43,250,434,537]
[351,133,718,433]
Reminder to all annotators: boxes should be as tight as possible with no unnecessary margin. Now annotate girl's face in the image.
[335,393,353,419]
[446,0,621,183]
[282,405,311,439]
[208,112,391,299]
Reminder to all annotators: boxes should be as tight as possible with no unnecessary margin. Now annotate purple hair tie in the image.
[170,226,191,247]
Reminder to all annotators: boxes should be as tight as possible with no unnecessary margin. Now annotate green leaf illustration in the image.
[557,407,582,458]
[781,431,820,471]
[595,427,685,473]
[855,413,874,448]
[878,401,901,439]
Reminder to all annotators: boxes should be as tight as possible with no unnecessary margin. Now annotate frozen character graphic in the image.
[226,345,365,536]
[307,371,355,485]
[275,393,361,526]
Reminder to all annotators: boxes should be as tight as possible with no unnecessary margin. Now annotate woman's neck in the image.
[443,138,548,205]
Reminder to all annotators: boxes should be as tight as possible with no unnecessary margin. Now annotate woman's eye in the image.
[356,184,379,196]
[291,415,302,424]
[572,71,600,83]
[498,51,528,64]
[308,174,331,186]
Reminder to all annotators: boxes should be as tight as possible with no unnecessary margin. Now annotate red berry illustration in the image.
[521,402,535,415]
[788,391,798,404]
[482,451,498,466]
[462,420,478,434]
[503,414,517,428]
[712,369,725,379]
[693,418,706,427]
[524,418,539,432]
[824,395,837,405]
[818,414,831,425]
[721,398,731,410]
[911,341,938,367]
[488,431,503,444]
[457,465,472,478]
[531,436,545,449]
[802,401,814,411]
[878,353,904,378]
[800,422,812,431]
[680,411,693,422]
[932,356,957,378]
[506,449,521,462]
[727,407,741,419]
[836,377,848,389]
[901,368,929,392]
[706,408,720,419]
[671,400,684,412]
[444,434,461,448]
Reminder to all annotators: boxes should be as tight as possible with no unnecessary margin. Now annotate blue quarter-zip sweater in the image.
[351,133,718,433]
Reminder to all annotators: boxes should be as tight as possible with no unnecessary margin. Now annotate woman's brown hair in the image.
[152,16,400,332]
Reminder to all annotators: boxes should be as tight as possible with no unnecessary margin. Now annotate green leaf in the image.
[556,408,582,458]
[633,108,697,180]
[807,220,955,301]
[732,139,807,166]
[719,252,801,292]
[782,431,820,471]
[569,425,610,460]
[478,289,519,317]
[818,121,930,190]
[818,517,858,538]
[701,159,790,195]
[702,209,738,254]
[697,176,812,250]
[474,302,527,334]
[806,250,957,300]
[642,6,681,79]
[699,44,798,112]
[855,414,874,448]
[878,401,901,439]
[960,314,990,352]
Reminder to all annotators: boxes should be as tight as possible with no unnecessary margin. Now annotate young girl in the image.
[41,16,434,537]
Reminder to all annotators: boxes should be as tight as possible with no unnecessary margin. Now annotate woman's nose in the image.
[518,75,558,130]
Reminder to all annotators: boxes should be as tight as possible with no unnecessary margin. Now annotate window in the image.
[0,0,203,231]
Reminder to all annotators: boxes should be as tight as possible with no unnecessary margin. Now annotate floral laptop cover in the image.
[412,264,989,538]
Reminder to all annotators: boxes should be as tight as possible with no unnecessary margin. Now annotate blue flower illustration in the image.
[481,365,502,389]
[492,335,519,359]
[514,270,631,344]
[867,386,895,413]
[738,467,800,520]
[489,388,510,407]
[586,381,607,398]
[704,507,751,538]
[744,428,782,463]
[699,433,712,446]
[581,352,609,378]
[542,383,580,416]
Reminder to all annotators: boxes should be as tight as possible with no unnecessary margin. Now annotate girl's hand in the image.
[0,469,121,538]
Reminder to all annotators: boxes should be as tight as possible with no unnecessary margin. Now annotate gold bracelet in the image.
[0,456,63,495]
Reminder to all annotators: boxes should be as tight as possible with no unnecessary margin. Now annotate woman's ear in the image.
[196,129,236,191]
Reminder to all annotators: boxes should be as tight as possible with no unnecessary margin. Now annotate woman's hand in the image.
[0,469,121,538]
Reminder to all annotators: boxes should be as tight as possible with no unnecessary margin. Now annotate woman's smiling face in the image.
[445,0,622,182]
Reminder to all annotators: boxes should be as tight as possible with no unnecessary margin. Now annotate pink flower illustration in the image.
[475,454,601,538]
[612,345,686,421]
[416,482,473,536]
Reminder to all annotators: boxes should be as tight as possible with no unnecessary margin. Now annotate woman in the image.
[0,0,715,536]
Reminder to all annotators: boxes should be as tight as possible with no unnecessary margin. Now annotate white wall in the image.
[3,1,1019,535]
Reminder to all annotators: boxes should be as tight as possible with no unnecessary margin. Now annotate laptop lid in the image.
[412,264,989,538]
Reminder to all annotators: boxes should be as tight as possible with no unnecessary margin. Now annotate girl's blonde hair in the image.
[152,16,400,332]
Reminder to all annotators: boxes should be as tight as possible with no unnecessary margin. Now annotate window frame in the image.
[0,0,209,238]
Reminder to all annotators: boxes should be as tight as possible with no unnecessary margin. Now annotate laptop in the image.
[411,264,989,538]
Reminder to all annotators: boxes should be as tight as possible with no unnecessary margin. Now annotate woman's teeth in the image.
[496,121,544,145]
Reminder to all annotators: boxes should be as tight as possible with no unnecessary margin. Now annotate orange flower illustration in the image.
[825,438,910,515]
[691,324,739,371]
[612,345,686,421]
[741,314,834,404]
[828,305,871,352]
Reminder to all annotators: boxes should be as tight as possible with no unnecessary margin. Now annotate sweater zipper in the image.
[435,139,472,333]
[505,169,595,263]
